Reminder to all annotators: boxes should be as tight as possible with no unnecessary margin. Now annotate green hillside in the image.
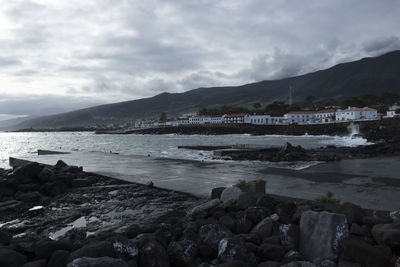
[13,50,400,129]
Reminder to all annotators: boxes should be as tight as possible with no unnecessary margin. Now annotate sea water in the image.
[0,131,371,169]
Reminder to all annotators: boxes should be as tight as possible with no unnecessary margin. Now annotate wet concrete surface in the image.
[17,151,400,211]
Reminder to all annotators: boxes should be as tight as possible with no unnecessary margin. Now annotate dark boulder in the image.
[280,262,316,267]
[257,243,285,262]
[215,261,251,267]
[0,248,27,267]
[71,178,92,188]
[0,229,12,245]
[371,222,400,253]
[108,236,139,261]
[41,180,68,196]
[219,215,236,232]
[235,217,253,234]
[11,162,43,184]
[245,206,270,224]
[281,250,305,264]
[15,191,43,203]
[218,236,257,266]
[280,224,299,251]
[211,187,226,199]
[21,259,46,267]
[47,250,70,267]
[0,179,17,199]
[238,233,261,245]
[167,239,197,267]
[199,224,232,250]
[250,217,273,240]
[55,160,68,169]
[275,202,295,224]
[299,211,348,261]
[61,228,87,242]
[340,236,392,267]
[67,256,128,267]
[68,241,116,263]
[236,192,257,210]
[139,240,170,267]
[257,261,281,267]
[35,240,73,259]
[256,195,279,212]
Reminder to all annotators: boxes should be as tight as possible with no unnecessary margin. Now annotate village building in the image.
[313,109,336,123]
[335,107,378,121]
[244,114,271,125]
[223,113,248,124]
[285,109,338,124]
[176,118,190,125]
[386,104,400,118]
[284,111,315,124]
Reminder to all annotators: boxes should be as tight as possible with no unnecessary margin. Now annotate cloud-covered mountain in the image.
[10,50,400,129]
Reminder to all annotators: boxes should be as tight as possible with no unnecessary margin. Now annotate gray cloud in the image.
[363,36,400,56]
[0,0,399,117]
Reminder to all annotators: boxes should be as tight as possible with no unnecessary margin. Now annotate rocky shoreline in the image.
[124,119,400,142]
[209,141,400,162]
[1,160,400,266]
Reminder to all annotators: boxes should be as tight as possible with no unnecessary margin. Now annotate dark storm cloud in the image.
[0,0,400,117]
[363,36,400,56]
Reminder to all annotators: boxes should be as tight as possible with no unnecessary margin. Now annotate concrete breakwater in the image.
[0,160,400,266]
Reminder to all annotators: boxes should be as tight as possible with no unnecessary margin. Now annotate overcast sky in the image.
[1,0,400,120]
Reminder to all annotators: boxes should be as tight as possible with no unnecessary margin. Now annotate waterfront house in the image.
[223,113,248,124]
[285,109,340,124]
[244,114,272,125]
[314,109,336,123]
[335,107,378,121]
[285,111,316,124]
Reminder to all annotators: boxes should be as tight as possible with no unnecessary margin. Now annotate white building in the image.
[386,104,400,118]
[285,111,316,124]
[335,107,378,121]
[176,118,190,125]
[188,115,224,124]
[284,109,336,124]
[313,109,336,123]
[223,113,248,124]
[244,114,271,125]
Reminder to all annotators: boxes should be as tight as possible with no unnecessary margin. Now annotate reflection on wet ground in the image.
[18,151,400,211]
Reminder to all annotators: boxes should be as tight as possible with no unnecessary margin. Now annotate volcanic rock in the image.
[67,256,128,267]
[217,236,257,266]
[299,211,348,261]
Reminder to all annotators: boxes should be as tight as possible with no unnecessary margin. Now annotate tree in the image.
[253,102,262,110]
[306,95,316,107]
[159,112,167,121]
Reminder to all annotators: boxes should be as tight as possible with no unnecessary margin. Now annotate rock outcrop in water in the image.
[210,140,400,162]
[0,161,399,266]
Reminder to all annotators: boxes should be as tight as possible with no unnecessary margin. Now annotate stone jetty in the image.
[1,160,399,266]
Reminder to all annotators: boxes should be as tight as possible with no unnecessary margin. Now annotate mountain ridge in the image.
[9,50,400,129]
